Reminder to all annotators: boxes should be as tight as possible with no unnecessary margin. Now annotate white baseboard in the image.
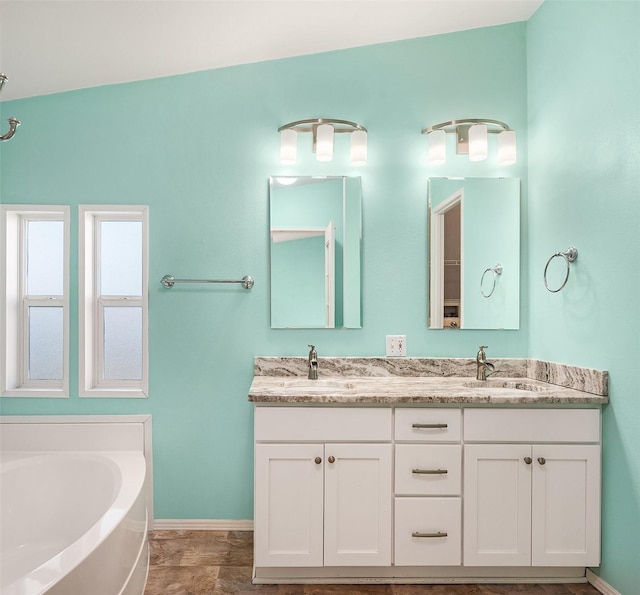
[152,519,253,531]
[586,569,621,595]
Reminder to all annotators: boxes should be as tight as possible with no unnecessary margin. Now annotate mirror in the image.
[269,176,362,328]
[428,177,520,330]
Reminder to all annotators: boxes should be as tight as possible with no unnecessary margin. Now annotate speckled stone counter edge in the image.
[253,357,608,397]
[526,359,608,397]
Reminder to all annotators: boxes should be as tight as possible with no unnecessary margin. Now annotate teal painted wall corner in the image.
[527,2,640,593]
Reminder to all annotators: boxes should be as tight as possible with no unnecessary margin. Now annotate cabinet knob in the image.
[538,457,546,465]
[328,456,335,464]
[524,457,532,465]
[314,457,322,465]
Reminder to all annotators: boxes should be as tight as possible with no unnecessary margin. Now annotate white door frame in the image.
[430,189,464,328]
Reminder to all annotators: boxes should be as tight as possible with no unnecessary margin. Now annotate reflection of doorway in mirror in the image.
[443,204,461,329]
[430,188,464,328]
[270,222,335,328]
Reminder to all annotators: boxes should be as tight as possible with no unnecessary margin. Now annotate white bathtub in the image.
[0,440,149,594]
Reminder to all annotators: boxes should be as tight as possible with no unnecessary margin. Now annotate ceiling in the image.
[0,0,543,100]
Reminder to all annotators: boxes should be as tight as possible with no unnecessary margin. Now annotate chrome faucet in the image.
[476,345,495,381]
[308,344,318,380]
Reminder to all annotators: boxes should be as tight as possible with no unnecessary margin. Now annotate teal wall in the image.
[0,22,528,523]
[527,1,640,593]
[2,7,637,591]
[271,235,326,328]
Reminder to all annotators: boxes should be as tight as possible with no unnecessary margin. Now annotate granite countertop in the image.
[248,357,609,406]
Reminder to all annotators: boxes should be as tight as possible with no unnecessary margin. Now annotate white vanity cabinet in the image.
[253,403,602,583]
[463,409,601,568]
[394,408,462,566]
[254,407,393,568]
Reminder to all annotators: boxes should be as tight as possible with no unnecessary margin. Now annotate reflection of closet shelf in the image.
[444,260,461,266]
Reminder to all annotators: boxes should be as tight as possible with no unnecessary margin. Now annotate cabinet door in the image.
[464,444,532,566]
[254,444,324,567]
[324,443,392,566]
[532,444,601,567]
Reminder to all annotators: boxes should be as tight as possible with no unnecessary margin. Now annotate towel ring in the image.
[480,264,503,298]
[544,247,578,293]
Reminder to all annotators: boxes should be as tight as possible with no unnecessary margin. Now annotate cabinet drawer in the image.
[464,408,600,443]
[395,497,461,566]
[395,409,461,442]
[254,407,392,442]
[395,444,461,496]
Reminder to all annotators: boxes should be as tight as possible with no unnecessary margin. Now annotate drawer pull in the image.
[412,531,448,538]
[412,423,448,429]
[328,456,335,464]
[412,468,448,475]
[314,457,322,465]
[538,457,546,465]
[524,457,532,465]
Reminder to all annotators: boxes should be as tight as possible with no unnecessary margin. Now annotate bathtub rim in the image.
[1,449,148,595]
[0,414,153,526]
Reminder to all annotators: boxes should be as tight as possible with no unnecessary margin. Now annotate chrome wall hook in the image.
[0,74,20,142]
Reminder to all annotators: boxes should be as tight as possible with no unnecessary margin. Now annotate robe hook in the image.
[0,74,21,142]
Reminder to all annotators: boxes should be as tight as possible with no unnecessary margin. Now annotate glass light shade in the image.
[316,123,334,162]
[468,124,488,161]
[427,129,446,165]
[350,129,367,166]
[498,130,517,165]
[279,129,297,164]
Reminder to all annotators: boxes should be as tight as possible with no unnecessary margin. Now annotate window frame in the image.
[79,205,149,397]
[1,205,70,397]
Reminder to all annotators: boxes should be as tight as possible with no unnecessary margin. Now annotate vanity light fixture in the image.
[278,118,368,166]
[422,119,516,165]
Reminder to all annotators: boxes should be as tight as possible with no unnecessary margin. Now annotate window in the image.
[80,206,148,397]
[1,205,70,397]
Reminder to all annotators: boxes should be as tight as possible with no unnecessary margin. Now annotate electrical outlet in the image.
[386,335,407,357]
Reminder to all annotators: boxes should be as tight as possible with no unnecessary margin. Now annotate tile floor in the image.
[144,530,601,595]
